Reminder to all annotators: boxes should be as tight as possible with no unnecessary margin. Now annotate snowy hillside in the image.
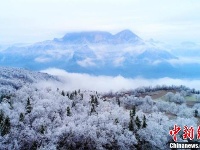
[0,67,200,149]
[0,67,58,94]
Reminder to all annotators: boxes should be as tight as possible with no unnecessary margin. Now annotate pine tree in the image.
[132,106,136,117]
[1,116,11,136]
[40,125,45,134]
[0,110,5,135]
[90,95,98,107]
[94,97,98,106]
[130,110,133,120]
[130,106,136,119]
[135,116,141,129]
[91,95,94,103]
[74,90,77,96]
[72,101,75,107]
[90,104,96,115]
[0,110,4,126]
[195,109,198,117]
[129,110,134,131]
[67,106,71,116]
[114,118,119,124]
[129,119,134,131]
[66,93,69,98]
[81,94,83,99]
[69,93,74,100]
[61,90,65,96]
[19,113,24,122]
[142,115,147,128]
[26,98,32,114]
[117,98,120,107]
[31,141,38,150]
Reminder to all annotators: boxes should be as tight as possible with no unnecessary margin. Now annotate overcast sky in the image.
[0,0,200,44]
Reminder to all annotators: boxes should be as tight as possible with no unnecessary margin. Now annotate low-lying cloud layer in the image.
[168,57,200,65]
[41,68,200,93]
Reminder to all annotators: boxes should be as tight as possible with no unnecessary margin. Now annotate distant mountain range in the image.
[1,29,200,78]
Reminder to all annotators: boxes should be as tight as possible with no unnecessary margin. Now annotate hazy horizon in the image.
[1,0,200,44]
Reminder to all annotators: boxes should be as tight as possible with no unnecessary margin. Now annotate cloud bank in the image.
[168,57,200,65]
[40,68,200,93]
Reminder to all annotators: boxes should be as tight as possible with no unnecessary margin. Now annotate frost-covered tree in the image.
[165,92,185,104]
[165,92,174,102]
[173,93,185,104]
[195,94,200,101]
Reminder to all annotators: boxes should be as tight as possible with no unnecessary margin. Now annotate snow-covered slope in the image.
[0,67,58,94]
[0,67,199,149]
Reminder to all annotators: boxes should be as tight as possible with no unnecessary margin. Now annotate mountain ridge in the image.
[0,29,183,78]
[53,29,142,44]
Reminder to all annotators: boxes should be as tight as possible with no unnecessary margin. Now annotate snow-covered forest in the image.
[0,67,200,150]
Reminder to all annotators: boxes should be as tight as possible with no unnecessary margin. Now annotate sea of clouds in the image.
[39,68,200,93]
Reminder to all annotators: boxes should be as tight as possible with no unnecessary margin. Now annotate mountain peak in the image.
[60,31,112,44]
[114,29,142,43]
[54,30,142,44]
[116,29,135,35]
